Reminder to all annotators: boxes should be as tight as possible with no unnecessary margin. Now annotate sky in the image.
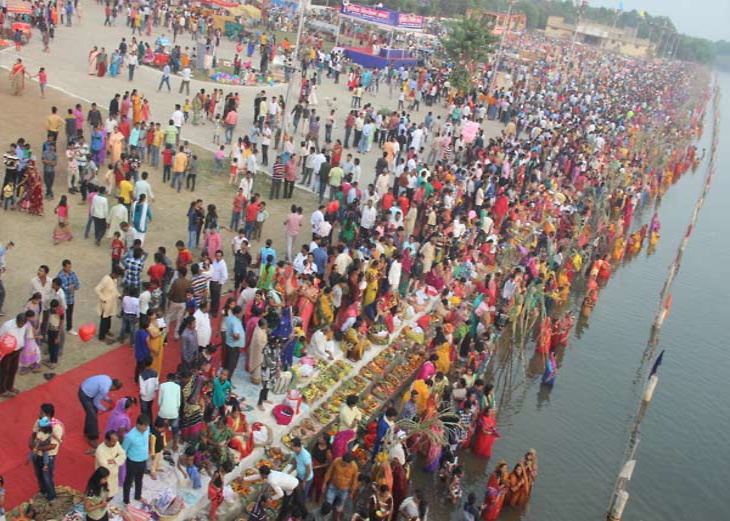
[590,0,730,41]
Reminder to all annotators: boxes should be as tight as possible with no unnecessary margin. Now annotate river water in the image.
[417,72,730,520]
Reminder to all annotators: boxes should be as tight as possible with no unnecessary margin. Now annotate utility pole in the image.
[569,0,588,63]
[282,0,309,138]
[488,0,515,94]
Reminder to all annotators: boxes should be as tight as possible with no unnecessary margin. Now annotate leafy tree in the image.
[440,15,497,91]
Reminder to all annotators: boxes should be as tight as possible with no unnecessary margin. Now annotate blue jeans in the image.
[33,454,56,501]
[171,172,184,192]
[187,464,202,489]
[150,145,159,166]
[187,229,198,249]
[158,76,171,91]
[118,313,137,343]
[230,210,241,231]
[244,220,255,238]
[225,124,234,144]
[325,484,349,508]
[84,215,93,238]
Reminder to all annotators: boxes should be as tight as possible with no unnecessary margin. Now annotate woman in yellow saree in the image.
[315,286,335,328]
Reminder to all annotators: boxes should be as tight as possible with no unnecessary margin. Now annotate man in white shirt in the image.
[310,205,324,240]
[238,172,253,199]
[309,326,335,360]
[333,245,352,277]
[126,51,138,82]
[132,171,155,202]
[157,374,181,449]
[360,200,377,234]
[388,253,402,292]
[209,250,228,316]
[179,66,192,95]
[244,465,300,506]
[194,300,212,349]
[30,265,55,332]
[311,149,326,191]
[91,188,110,245]
[0,314,29,396]
[171,104,184,143]
[292,245,309,274]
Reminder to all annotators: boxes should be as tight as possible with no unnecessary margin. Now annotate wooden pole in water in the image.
[606,81,721,520]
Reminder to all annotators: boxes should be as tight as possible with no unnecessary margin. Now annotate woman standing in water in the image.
[481,461,508,520]
[472,407,499,458]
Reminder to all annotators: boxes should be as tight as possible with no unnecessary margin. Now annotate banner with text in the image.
[340,2,424,30]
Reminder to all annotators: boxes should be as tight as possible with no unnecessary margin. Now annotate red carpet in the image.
[0,341,179,509]
[0,313,229,510]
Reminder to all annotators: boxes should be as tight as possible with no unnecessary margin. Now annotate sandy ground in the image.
[0,79,319,397]
[0,4,503,397]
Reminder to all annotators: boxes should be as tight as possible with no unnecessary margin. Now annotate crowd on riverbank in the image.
[0,3,712,521]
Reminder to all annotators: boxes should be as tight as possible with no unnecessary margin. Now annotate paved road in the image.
[0,5,502,188]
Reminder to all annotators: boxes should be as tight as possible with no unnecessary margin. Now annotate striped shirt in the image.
[272,162,285,180]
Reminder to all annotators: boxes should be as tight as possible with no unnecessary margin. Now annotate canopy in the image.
[6,0,33,14]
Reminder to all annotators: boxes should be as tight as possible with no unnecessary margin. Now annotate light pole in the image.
[488,0,515,94]
[282,0,309,138]
[569,0,588,63]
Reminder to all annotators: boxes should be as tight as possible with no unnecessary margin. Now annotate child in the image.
[162,144,173,183]
[110,231,125,272]
[229,157,238,185]
[66,143,79,193]
[177,446,202,489]
[149,417,167,480]
[184,288,198,315]
[45,299,62,368]
[36,67,47,98]
[448,465,463,504]
[150,282,163,311]
[104,163,115,195]
[212,114,222,145]
[207,468,224,520]
[212,369,234,416]
[214,145,225,172]
[186,154,198,191]
[138,356,158,419]
[3,182,14,210]
[31,418,54,469]
[53,196,73,245]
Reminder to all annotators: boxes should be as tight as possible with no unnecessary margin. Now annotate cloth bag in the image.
[272,404,295,425]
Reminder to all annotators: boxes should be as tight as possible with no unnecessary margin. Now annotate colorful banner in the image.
[340,2,423,30]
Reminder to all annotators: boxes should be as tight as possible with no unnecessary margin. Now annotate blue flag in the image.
[649,350,664,379]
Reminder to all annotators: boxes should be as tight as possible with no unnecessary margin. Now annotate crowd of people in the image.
[0,2,711,521]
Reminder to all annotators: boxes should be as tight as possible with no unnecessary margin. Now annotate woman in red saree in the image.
[506,462,531,508]
[96,47,108,77]
[472,407,499,458]
[226,403,253,459]
[9,59,28,96]
[481,461,508,520]
[296,276,319,337]
[20,167,44,215]
[310,434,332,503]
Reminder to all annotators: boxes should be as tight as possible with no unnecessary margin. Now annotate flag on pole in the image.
[618,1,624,12]
[648,350,664,379]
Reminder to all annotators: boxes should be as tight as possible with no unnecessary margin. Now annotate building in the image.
[466,9,527,36]
[545,16,654,58]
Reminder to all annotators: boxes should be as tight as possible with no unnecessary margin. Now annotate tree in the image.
[440,15,497,91]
